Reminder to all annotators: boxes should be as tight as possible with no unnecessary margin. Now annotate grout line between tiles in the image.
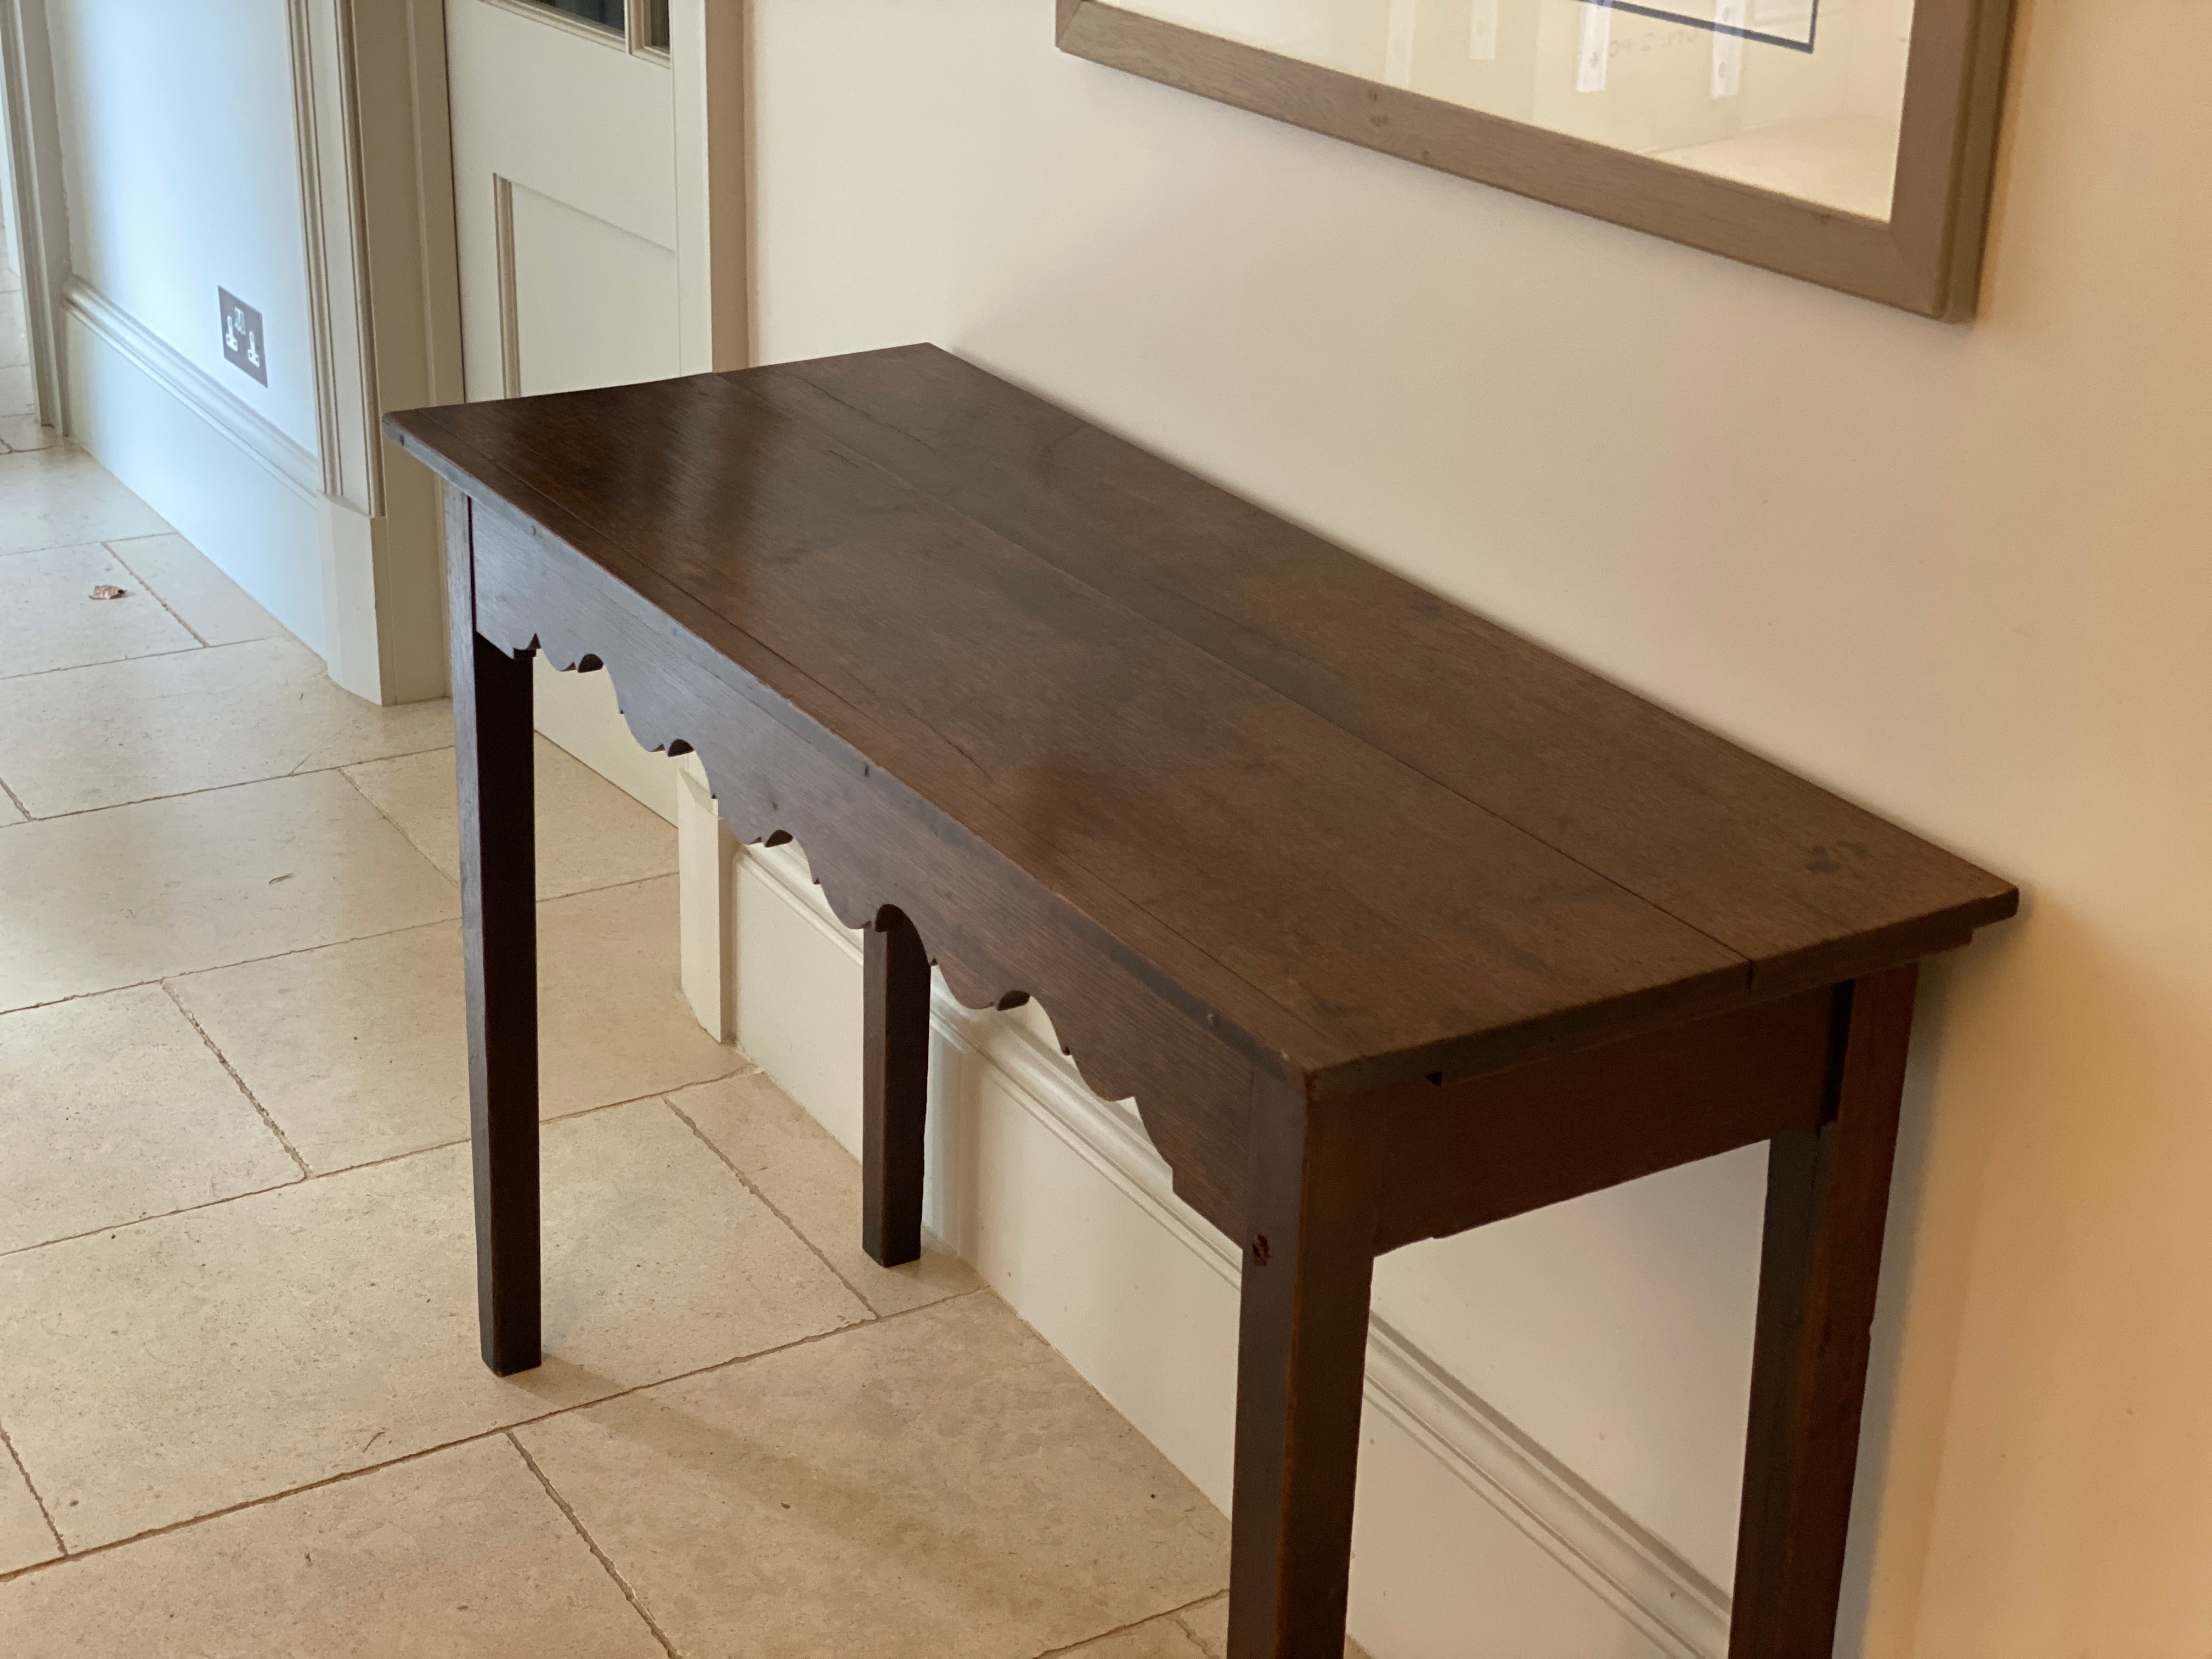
[521,871,690,907]
[1,866,684,1023]
[293,1080,758,1187]
[1031,1589,1229,1657]
[291,737,452,778]
[0,757,669,922]
[0,642,208,684]
[101,538,207,647]
[0,1172,309,1263]
[159,981,312,1178]
[0,538,160,575]
[0,1291,979,1588]
[0,916,442,1018]
[0,1081,747,1263]
[1168,1596,1231,1656]
[331,761,458,879]
[663,1090,883,1316]
[0,1432,489,1586]
[330,760,682,908]
[14,746,456,827]
[0,1417,65,1559]
[506,1432,682,1658]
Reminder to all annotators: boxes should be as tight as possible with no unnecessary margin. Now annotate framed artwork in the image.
[1056,0,2015,318]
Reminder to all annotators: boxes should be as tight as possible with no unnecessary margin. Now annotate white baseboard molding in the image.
[1361,1324,1730,1658]
[64,278,318,497]
[733,832,1730,1659]
[61,278,328,654]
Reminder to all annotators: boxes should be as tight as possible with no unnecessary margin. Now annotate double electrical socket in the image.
[219,288,266,386]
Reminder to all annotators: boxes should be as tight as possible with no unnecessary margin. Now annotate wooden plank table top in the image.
[388,346,2015,1659]
[389,343,2011,1088]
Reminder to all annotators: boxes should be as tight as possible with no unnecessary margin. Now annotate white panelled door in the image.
[448,0,682,400]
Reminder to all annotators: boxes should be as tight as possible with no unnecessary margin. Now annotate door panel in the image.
[504,181,681,396]
[448,0,676,402]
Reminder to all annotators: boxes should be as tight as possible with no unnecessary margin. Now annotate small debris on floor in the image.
[89,583,129,600]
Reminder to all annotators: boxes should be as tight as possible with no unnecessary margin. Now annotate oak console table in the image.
[388,347,2014,1659]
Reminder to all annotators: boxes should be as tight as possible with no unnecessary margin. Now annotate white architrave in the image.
[666,0,751,1037]
[670,0,748,374]
[287,0,464,705]
[676,754,737,1042]
[0,0,71,432]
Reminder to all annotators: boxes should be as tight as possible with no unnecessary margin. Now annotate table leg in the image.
[1729,964,1918,1658]
[862,905,930,1267]
[1227,1091,1381,1659]
[449,498,541,1377]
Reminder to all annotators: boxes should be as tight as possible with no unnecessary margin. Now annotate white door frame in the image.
[288,0,466,705]
[0,0,70,436]
[670,0,748,374]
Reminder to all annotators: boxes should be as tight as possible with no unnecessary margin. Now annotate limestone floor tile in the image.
[0,1437,664,1657]
[105,532,285,646]
[673,1069,980,1316]
[0,1099,868,1549]
[1058,1613,1212,1657]
[517,1293,1228,1659]
[0,448,169,555]
[0,542,196,679]
[0,771,459,1011]
[0,985,298,1255]
[0,364,33,420]
[1173,1593,1370,1658]
[0,289,25,367]
[0,786,20,826]
[0,417,60,453]
[0,1442,60,1576]
[345,737,675,899]
[530,879,743,1111]
[171,877,744,1171]
[0,636,452,816]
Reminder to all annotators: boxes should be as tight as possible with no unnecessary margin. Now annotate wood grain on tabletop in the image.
[386,347,2014,1098]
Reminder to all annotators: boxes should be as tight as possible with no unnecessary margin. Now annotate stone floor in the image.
[0,446,1266,1656]
[0,245,54,452]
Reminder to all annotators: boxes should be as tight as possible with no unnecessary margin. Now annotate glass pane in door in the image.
[522,0,624,35]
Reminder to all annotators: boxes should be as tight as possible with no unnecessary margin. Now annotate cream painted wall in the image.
[46,0,317,450]
[746,2,2211,1652]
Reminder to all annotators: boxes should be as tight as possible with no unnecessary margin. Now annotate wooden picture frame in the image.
[1056,0,2015,319]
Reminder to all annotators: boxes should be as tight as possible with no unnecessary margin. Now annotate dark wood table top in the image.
[389,345,2014,1099]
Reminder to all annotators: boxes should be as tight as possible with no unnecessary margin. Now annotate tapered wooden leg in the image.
[1729,964,1918,1658]
[863,905,930,1267]
[448,494,541,1377]
[1227,1088,1382,1659]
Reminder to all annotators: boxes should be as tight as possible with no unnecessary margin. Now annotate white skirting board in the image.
[62,277,447,706]
[61,282,328,654]
[538,662,1733,1659]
